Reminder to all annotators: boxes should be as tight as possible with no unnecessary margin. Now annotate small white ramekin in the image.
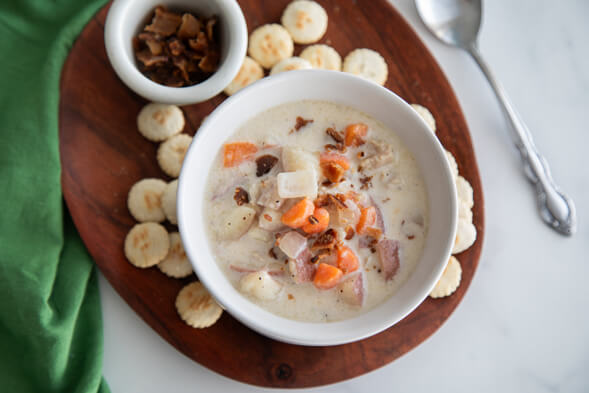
[104,0,247,105]
[178,70,458,346]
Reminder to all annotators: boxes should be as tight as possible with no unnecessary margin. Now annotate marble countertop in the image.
[98,0,589,391]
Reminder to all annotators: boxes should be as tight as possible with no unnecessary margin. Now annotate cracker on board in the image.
[270,56,312,75]
[137,103,184,142]
[223,56,264,96]
[300,44,341,71]
[452,218,477,254]
[281,0,328,44]
[162,179,178,225]
[127,178,167,222]
[411,104,436,133]
[175,281,223,328]
[157,232,193,278]
[248,24,294,69]
[456,175,474,208]
[430,256,462,298]
[343,48,388,86]
[157,133,192,178]
[124,222,170,268]
[445,150,459,180]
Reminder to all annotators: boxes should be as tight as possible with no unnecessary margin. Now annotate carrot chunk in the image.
[301,207,330,234]
[320,152,350,183]
[344,123,368,146]
[281,198,315,228]
[336,245,359,273]
[356,206,376,235]
[223,142,258,167]
[313,263,343,290]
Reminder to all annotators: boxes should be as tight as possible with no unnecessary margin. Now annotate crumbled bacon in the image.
[177,13,202,39]
[145,7,182,36]
[294,116,313,131]
[233,187,249,206]
[345,226,355,240]
[311,228,338,251]
[255,155,279,177]
[326,127,344,144]
[134,6,220,87]
[359,175,373,190]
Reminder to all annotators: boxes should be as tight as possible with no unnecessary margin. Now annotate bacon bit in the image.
[382,197,391,203]
[233,187,249,206]
[357,165,364,173]
[333,193,348,207]
[145,7,182,36]
[268,248,278,259]
[311,228,338,251]
[263,214,273,222]
[294,116,313,131]
[308,215,319,225]
[345,226,355,240]
[287,293,294,300]
[407,235,415,240]
[324,143,346,152]
[255,155,278,177]
[359,175,373,190]
[321,179,334,187]
[326,127,344,144]
[357,151,365,158]
[310,255,319,263]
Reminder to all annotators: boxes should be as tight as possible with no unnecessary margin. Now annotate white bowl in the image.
[104,0,247,105]
[178,70,458,346]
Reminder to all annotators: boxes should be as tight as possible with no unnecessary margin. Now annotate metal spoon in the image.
[415,0,576,236]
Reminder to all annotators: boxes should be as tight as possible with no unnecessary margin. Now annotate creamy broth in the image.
[203,100,428,322]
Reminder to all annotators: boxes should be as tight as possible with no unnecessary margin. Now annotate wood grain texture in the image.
[59,0,484,388]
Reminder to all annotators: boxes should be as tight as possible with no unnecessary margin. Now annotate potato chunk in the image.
[240,271,282,300]
[277,170,318,199]
[216,205,256,240]
[282,146,319,172]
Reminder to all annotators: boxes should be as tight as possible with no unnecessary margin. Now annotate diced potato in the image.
[216,205,256,240]
[258,208,284,231]
[338,273,364,306]
[277,170,318,199]
[240,271,282,300]
[282,146,319,173]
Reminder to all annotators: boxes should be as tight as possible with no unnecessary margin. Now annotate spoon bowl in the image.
[415,0,481,48]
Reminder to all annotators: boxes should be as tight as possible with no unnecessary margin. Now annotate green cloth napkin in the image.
[0,0,110,392]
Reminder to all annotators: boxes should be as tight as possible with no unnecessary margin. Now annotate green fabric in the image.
[0,0,110,392]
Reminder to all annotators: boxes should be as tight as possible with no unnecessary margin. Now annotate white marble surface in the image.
[99,0,589,391]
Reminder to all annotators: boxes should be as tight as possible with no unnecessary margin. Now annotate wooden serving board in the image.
[59,0,484,388]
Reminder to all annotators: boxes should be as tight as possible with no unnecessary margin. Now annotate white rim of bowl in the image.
[104,0,247,105]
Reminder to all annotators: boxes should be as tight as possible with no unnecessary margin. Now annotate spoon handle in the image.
[467,45,576,236]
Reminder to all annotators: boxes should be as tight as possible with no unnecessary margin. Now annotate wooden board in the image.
[59,0,484,388]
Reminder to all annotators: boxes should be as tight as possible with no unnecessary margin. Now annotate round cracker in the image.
[124,222,169,268]
[452,218,477,254]
[281,0,328,44]
[300,44,341,70]
[137,103,184,142]
[343,48,388,86]
[162,179,178,225]
[270,56,312,75]
[445,150,459,180]
[411,104,436,133]
[430,256,462,298]
[456,175,474,208]
[224,56,264,96]
[175,281,223,328]
[157,133,192,178]
[127,178,167,222]
[157,232,192,278]
[248,24,294,69]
